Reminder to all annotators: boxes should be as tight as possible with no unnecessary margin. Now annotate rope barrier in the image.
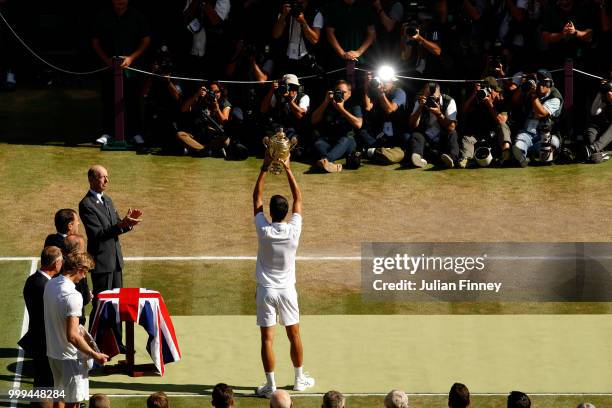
[573,68,604,80]
[0,10,108,76]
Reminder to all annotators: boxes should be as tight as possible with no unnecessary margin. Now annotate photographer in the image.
[272,0,324,75]
[311,80,363,173]
[177,81,232,156]
[407,82,459,168]
[142,45,183,154]
[459,77,512,167]
[512,70,563,167]
[400,14,444,79]
[260,74,310,158]
[358,71,409,163]
[583,78,612,163]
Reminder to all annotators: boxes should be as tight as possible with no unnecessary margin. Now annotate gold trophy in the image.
[262,128,297,175]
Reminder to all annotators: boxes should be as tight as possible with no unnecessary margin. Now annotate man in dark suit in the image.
[78,165,142,326]
[18,246,63,400]
[44,209,90,326]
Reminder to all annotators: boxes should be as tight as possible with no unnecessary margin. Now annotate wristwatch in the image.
[261,164,269,172]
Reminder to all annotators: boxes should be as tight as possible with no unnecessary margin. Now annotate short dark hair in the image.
[89,394,110,408]
[508,391,530,408]
[270,195,289,222]
[322,391,345,408]
[54,209,77,234]
[40,246,62,269]
[335,79,351,90]
[449,383,470,408]
[147,392,169,408]
[212,383,234,408]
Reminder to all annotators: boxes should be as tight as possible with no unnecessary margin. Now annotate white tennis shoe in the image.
[294,373,315,391]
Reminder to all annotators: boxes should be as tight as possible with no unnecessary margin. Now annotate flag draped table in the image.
[91,288,181,375]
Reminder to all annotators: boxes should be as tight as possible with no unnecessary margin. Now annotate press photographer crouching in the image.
[583,78,612,164]
[177,81,232,157]
[142,46,183,155]
[358,68,410,165]
[310,80,363,173]
[407,82,459,169]
[459,77,512,168]
[260,74,310,159]
[512,70,564,167]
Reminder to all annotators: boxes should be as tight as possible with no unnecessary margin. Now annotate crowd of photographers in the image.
[81,0,612,169]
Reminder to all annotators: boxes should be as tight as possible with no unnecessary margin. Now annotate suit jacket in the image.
[18,271,49,357]
[44,233,67,251]
[79,191,128,274]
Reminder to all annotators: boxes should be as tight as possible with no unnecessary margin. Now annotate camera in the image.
[476,86,491,102]
[521,73,537,93]
[301,54,325,77]
[426,96,439,108]
[600,80,612,96]
[289,0,304,18]
[403,22,420,45]
[201,87,217,106]
[333,89,345,103]
[154,45,173,75]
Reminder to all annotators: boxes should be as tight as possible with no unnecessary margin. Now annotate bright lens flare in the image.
[377,65,396,82]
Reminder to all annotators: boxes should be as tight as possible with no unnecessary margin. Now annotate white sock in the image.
[294,366,303,378]
[265,372,276,387]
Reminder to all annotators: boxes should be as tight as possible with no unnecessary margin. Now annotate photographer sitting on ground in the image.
[311,80,363,173]
[271,0,324,76]
[177,81,232,157]
[512,70,563,167]
[358,70,409,164]
[583,77,612,164]
[407,82,459,169]
[261,74,310,160]
[459,77,512,168]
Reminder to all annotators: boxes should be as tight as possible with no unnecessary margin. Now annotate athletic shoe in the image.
[440,153,454,168]
[411,153,427,168]
[294,373,315,391]
[96,134,110,145]
[512,145,529,168]
[133,134,145,145]
[320,159,342,173]
[255,384,276,399]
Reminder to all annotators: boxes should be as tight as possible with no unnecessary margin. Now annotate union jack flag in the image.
[90,288,181,375]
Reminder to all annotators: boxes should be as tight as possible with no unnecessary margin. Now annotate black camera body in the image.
[154,45,173,75]
[476,86,491,102]
[601,80,612,96]
[202,87,217,106]
[521,74,538,93]
[290,1,304,17]
[333,89,345,103]
[404,22,420,45]
[426,95,439,109]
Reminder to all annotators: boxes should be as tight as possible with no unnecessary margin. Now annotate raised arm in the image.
[253,155,273,215]
[281,158,302,215]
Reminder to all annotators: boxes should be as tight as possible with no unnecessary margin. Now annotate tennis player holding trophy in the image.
[252,129,315,398]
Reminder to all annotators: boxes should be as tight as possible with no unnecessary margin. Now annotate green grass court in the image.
[2,88,612,407]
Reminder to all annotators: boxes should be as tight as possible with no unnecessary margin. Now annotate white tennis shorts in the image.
[256,285,300,327]
[48,357,89,403]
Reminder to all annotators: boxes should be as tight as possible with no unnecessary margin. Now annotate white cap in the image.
[283,74,300,86]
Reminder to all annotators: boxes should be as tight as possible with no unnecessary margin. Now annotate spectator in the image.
[44,209,90,326]
[89,394,111,408]
[43,252,108,408]
[322,390,345,408]
[270,390,292,408]
[400,10,445,79]
[583,77,612,163]
[311,79,363,172]
[371,0,404,59]
[507,391,530,408]
[384,390,408,408]
[182,0,231,78]
[325,0,376,67]
[359,70,409,164]
[407,81,459,168]
[448,382,470,408]
[261,74,311,159]
[577,404,596,408]
[147,392,169,408]
[91,0,151,147]
[272,0,324,76]
[512,69,563,167]
[65,234,86,254]
[18,246,63,407]
[178,81,233,157]
[459,77,512,167]
[212,383,234,408]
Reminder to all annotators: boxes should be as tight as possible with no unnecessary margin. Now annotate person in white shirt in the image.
[43,252,109,408]
[252,154,314,398]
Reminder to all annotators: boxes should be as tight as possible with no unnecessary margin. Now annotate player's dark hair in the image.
[508,391,531,408]
[212,383,234,408]
[270,195,289,222]
[147,392,169,408]
[449,382,470,408]
[55,208,77,234]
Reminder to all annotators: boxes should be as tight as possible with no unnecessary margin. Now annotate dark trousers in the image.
[585,122,612,152]
[88,269,123,343]
[410,130,460,163]
[33,355,53,388]
[357,128,411,150]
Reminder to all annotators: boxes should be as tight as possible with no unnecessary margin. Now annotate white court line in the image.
[104,392,612,398]
[10,260,37,408]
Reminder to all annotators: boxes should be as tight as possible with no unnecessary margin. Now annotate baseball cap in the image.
[283,74,300,86]
[482,76,502,92]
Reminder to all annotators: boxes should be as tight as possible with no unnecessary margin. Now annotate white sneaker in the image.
[255,384,276,398]
[96,134,110,145]
[294,373,315,391]
[133,134,145,144]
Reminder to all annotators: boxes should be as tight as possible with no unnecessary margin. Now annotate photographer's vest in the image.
[541,87,564,120]
[271,92,307,130]
[417,94,453,134]
[276,7,321,60]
